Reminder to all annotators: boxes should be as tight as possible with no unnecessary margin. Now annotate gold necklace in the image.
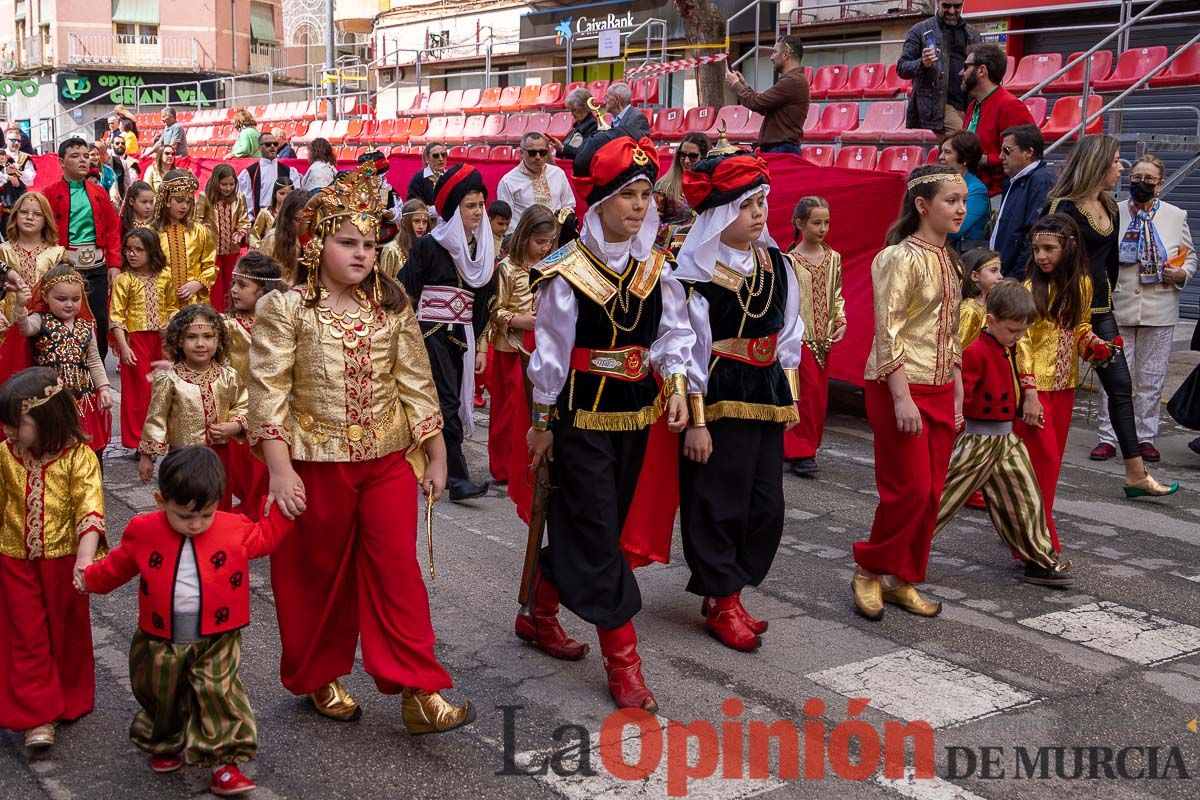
[316,290,380,348]
[734,249,774,320]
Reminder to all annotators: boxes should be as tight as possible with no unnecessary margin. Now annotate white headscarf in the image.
[581,176,661,272]
[675,185,774,283]
[431,206,496,436]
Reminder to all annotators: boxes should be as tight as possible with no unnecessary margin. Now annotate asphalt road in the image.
[3,368,1200,800]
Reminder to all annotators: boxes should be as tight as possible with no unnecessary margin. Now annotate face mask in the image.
[1129,180,1156,204]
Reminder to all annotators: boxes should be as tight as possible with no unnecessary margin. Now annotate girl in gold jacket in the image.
[152,172,217,307]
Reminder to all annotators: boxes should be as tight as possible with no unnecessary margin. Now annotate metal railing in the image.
[249,43,289,74]
[20,33,50,68]
[728,0,778,80]
[790,0,925,26]
[65,32,208,71]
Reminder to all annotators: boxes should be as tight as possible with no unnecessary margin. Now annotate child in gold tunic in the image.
[152,172,217,307]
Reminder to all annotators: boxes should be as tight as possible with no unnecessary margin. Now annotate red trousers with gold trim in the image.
[487,349,525,483]
[210,251,241,313]
[269,451,452,695]
[853,381,956,584]
[1015,388,1073,552]
[0,555,95,731]
[783,344,830,460]
[119,331,163,449]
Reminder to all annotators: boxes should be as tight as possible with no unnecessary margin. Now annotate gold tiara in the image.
[907,172,966,191]
[21,381,63,414]
[230,269,281,283]
[1031,231,1075,241]
[185,320,217,329]
[42,272,85,292]
[979,257,1002,271]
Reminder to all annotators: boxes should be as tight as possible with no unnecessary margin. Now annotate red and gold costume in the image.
[487,255,534,486]
[958,295,986,349]
[378,239,408,278]
[0,242,65,380]
[155,174,217,307]
[249,208,275,252]
[223,312,269,519]
[195,193,252,312]
[0,440,103,732]
[109,269,178,448]
[783,243,846,462]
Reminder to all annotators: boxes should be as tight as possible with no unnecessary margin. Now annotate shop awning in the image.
[111,0,160,25]
[15,0,26,22]
[250,3,280,44]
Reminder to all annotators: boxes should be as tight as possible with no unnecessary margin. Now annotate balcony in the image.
[66,32,202,70]
[250,42,287,74]
[20,34,52,69]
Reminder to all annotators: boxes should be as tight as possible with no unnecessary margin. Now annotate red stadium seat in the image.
[682,106,718,139]
[391,118,412,145]
[806,102,860,141]
[1023,96,1048,127]
[442,116,466,145]
[652,107,686,140]
[1004,55,1016,84]
[709,105,752,140]
[841,100,929,143]
[443,89,464,114]
[835,146,878,171]
[376,119,396,144]
[926,146,941,165]
[525,112,552,139]
[809,65,849,100]
[1048,51,1114,93]
[565,81,587,98]
[422,115,448,146]
[800,145,835,167]
[1150,43,1200,88]
[478,87,503,114]
[499,113,531,144]
[467,144,491,160]
[344,120,364,145]
[426,91,447,116]
[801,103,820,134]
[490,145,515,161]
[631,78,660,105]
[448,145,469,159]
[460,88,483,114]
[538,82,565,110]
[728,108,760,142]
[482,114,507,145]
[587,80,611,101]
[864,64,913,98]
[1093,46,1168,92]
[827,63,885,99]
[1004,53,1063,94]
[499,86,523,113]
[462,115,486,143]
[877,145,925,174]
[1040,95,1104,139]
[407,116,431,145]
[517,85,541,111]
[803,66,813,85]
[546,111,573,140]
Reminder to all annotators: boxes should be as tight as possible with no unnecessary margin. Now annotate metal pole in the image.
[326,0,336,113]
[231,0,237,73]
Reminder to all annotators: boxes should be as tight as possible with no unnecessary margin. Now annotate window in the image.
[250,3,280,48]
[111,0,160,43]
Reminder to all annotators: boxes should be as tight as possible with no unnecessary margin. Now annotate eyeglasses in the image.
[524,148,549,158]
[260,141,279,148]
[1130,175,1161,185]
[679,151,701,162]
[17,209,44,219]
[941,2,964,8]
[125,246,146,253]
[429,151,447,160]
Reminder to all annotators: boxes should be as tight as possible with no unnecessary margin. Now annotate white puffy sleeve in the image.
[649,266,694,380]
[527,275,578,405]
[777,260,805,371]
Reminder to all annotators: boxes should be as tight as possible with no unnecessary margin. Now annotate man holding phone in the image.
[897,1,982,137]
[725,35,811,155]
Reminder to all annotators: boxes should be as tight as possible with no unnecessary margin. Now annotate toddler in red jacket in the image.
[80,445,292,797]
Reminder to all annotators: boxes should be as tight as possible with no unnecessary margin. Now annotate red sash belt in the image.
[711,333,778,366]
[569,346,651,382]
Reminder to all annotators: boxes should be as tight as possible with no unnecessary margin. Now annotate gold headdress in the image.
[41,271,85,293]
[297,162,390,296]
[587,97,612,132]
[152,172,200,224]
[21,381,64,414]
[907,171,966,192]
[707,122,739,157]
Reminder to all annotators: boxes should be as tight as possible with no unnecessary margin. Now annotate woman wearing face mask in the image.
[1095,155,1196,462]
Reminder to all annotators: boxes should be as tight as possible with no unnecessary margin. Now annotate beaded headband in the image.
[41,272,85,292]
[1031,231,1075,242]
[230,269,282,283]
[907,172,966,191]
[184,319,217,330]
[20,381,63,414]
[977,257,1002,272]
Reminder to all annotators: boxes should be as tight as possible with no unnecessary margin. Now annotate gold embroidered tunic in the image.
[224,313,253,380]
[246,288,444,464]
[958,296,986,350]
[0,242,66,322]
[864,237,961,386]
[249,209,275,251]
[158,223,217,307]
[140,363,249,456]
[195,194,252,256]
[0,441,105,560]
[109,270,178,333]
[489,256,534,354]
[788,244,846,368]
[378,240,408,279]
[1016,277,1095,392]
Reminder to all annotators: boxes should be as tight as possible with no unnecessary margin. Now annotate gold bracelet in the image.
[664,373,688,398]
[687,393,706,428]
[783,368,800,403]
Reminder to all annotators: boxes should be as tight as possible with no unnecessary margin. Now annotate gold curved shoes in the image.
[24,723,55,749]
[309,679,362,722]
[851,568,884,620]
[881,583,942,617]
[401,689,476,735]
[1123,471,1180,498]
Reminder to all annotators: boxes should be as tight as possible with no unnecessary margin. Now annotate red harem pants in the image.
[269,450,452,696]
[218,440,269,521]
[487,349,525,483]
[119,330,163,449]
[1014,388,1073,552]
[853,381,956,584]
[0,555,94,731]
[210,251,241,314]
[783,343,830,460]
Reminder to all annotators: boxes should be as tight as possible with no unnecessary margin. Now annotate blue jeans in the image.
[760,143,803,155]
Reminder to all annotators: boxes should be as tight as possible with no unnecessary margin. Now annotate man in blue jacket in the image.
[990,124,1056,278]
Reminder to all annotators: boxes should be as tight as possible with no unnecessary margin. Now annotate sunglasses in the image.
[260,141,279,147]
[524,149,549,158]
[679,151,701,162]
[429,151,447,159]
[941,2,963,8]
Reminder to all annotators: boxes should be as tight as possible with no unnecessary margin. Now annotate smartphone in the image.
[923,30,938,55]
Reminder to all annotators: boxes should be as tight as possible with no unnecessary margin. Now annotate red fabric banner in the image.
[29,151,902,385]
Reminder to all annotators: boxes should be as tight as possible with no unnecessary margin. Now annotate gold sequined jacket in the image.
[1016,276,1097,392]
[158,223,217,307]
[110,270,178,333]
[958,296,986,350]
[489,257,535,354]
[195,194,252,256]
[865,237,962,386]
[788,245,846,368]
[140,363,249,456]
[249,209,275,250]
[378,240,408,279]
[0,441,105,560]
[224,313,253,380]
[246,288,444,466]
[0,243,66,323]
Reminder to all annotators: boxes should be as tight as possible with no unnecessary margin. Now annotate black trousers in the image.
[540,424,649,629]
[679,418,785,597]
[78,265,109,362]
[1092,312,1139,459]
[424,332,472,487]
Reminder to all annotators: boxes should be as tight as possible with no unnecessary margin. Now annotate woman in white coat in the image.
[1096,154,1197,461]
